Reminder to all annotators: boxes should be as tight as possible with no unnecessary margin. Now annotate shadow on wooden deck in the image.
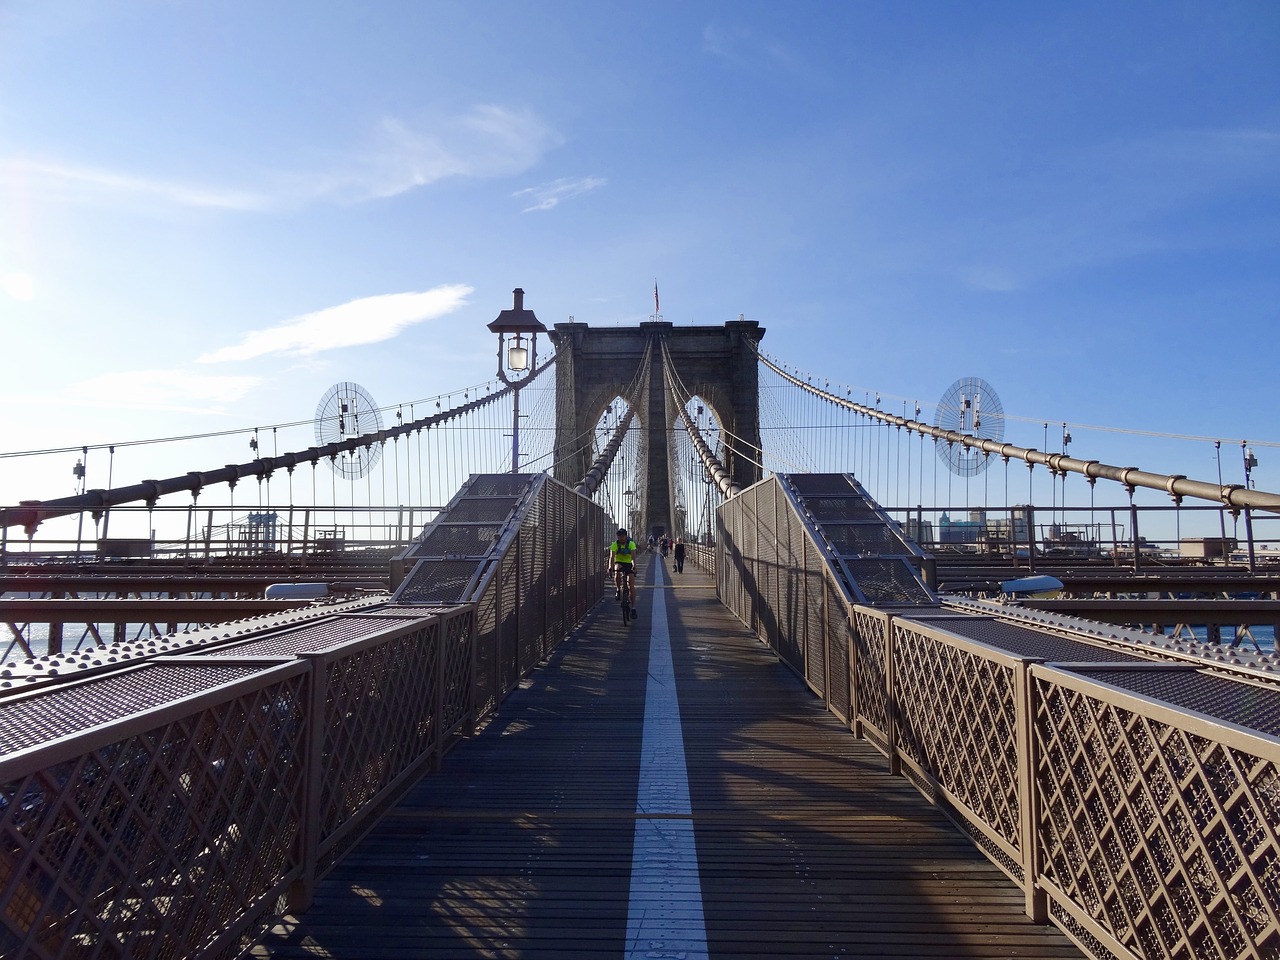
[254,554,1082,959]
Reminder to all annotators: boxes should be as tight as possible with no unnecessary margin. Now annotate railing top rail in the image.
[757,351,1280,514]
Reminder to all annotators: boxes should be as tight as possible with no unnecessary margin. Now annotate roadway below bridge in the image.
[254,553,1081,959]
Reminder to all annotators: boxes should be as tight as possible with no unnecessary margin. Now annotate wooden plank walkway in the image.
[254,555,1082,959]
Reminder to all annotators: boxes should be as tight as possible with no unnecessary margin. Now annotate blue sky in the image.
[1,0,1278,508]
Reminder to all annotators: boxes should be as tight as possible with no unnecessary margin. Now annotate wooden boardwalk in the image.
[255,555,1082,959]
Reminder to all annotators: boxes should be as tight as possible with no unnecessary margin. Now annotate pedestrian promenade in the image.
[255,554,1082,959]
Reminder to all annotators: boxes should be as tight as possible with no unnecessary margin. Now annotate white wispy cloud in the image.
[702,22,803,73]
[340,106,562,203]
[8,370,264,415]
[198,285,473,364]
[3,158,272,211]
[1,271,36,301]
[513,176,607,212]
[2,105,560,212]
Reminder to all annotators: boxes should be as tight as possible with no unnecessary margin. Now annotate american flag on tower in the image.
[654,280,660,315]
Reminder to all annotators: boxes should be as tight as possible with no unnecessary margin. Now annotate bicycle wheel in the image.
[620,597,631,626]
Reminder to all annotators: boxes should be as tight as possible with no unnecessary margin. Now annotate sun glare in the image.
[1,271,35,302]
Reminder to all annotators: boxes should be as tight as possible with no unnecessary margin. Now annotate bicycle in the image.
[613,564,637,626]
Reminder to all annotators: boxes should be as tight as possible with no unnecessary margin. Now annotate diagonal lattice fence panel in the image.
[1033,666,1280,960]
[851,607,892,754]
[0,663,309,960]
[891,621,1024,879]
[0,474,608,960]
[718,472,1280,960]
[315,620,444,867]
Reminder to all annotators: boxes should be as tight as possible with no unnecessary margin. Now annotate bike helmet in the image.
[617,528,628,537]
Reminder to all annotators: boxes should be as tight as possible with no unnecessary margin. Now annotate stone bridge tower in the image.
[548,318,765,539]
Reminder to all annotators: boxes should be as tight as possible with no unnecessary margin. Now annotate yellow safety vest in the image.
[610,539,636,563]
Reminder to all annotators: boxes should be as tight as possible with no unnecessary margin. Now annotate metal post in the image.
[1130,502,1141,572]
[289,654,327,913]
[301,509,310,568]
[511,385,520,474]
[885,615,900,776]
[1110,509,1120,568]
[1025,505,1037,574]
[1015,663,1048,921]
[1245,508,1257,573]
[1216,441,1229,563]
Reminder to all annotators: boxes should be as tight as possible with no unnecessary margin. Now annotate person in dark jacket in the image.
[673,537,686,573]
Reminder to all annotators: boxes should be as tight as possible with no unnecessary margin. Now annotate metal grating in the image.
[466,475,532,497]
[472,570,499,721]
[395,560,483,605]
[844,558,933,605]
[788,474,858,497]
[905,615,1150,664]
[0,664,262,754]
[443,499,516,523]
[440,608,475,737]
[361,607,455,618]
[822,522,908,556]
[803,563,827,696]
[1068,667,1280,736]
[417,523,505,557]
[826,587,851,721]
[802,498,881,523]
[203,616,415,657]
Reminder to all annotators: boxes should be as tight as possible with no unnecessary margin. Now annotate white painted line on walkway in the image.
[625,560,709,960]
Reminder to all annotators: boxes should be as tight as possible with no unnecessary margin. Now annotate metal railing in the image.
[716,474,1280,960]
[0,502,444,569]
[882,503,1279,575]
[0,605,472,959]
[0,475,611,959]
[684,541,716,578]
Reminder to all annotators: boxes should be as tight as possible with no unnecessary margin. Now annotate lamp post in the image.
[1243,442,1259,571]
[623,488,637,537]
[488,288,547,474]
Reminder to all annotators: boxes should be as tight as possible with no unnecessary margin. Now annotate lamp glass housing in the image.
[507,342,529,371]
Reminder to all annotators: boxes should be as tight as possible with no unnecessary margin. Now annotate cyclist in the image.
[609,528,639,620]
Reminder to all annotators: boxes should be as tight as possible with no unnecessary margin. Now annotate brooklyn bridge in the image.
[2,291,1278,960]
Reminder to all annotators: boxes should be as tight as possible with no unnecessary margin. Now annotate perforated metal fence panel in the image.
[1067,665,1280,736]
[717,473,933,702]
[395,560,483,604]
[901,614,1151,664]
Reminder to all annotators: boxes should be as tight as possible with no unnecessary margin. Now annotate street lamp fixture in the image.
[487,288,547,473]
[488,287,546,383]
